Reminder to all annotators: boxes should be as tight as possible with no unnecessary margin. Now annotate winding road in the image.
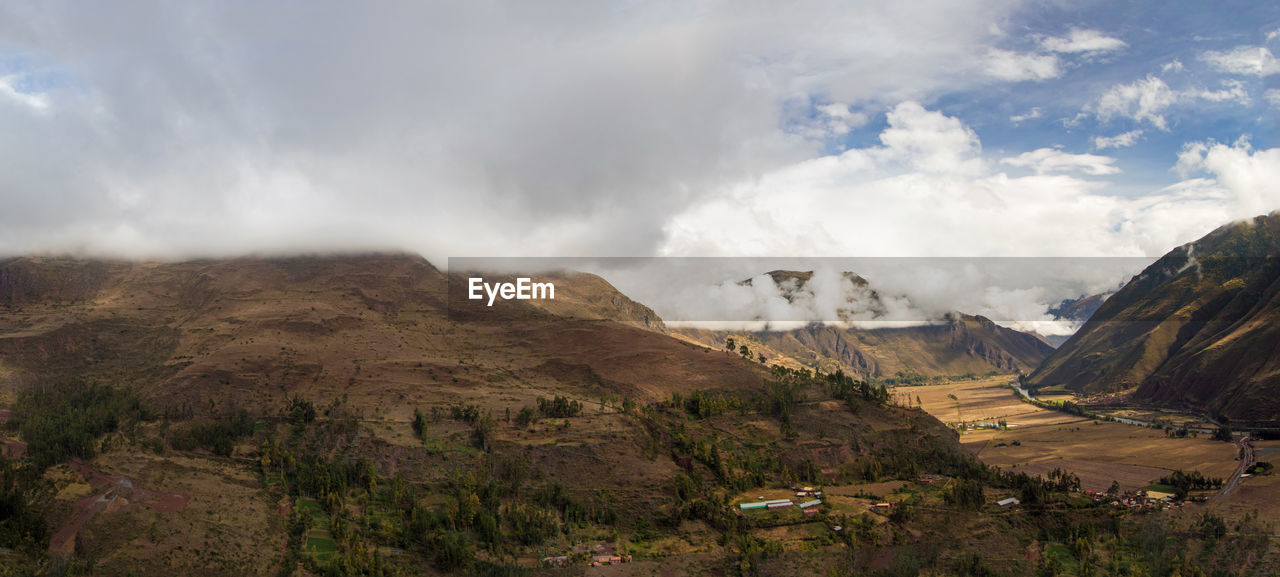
[1216,435,1255,500]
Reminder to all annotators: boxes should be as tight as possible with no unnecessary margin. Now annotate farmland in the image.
[895,376,1240,492]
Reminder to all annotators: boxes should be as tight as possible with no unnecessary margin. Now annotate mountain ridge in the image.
[1026,211,1280,424]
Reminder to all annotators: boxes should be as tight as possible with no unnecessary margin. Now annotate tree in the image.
[286,396,317,425]
[944,478,985,510]
[738,344,750,357]
[1107,480,1120,496]
[725,337,735,351]
[515,406,537,428]
[472,411,496,451]
[412,407,428,442]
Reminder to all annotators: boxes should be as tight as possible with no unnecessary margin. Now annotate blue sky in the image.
[796,1,1280,193]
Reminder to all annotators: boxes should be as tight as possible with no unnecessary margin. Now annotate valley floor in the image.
[896,376,1243,492]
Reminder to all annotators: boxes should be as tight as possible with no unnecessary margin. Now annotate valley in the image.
[0,252,1277,576]
[895,376,1245,493]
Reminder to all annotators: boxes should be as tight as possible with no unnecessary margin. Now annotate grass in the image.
[305,533,338,561]
[297,497,338,561]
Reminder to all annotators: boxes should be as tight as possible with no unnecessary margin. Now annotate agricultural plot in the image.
[896,377,1239,492]
[297,498,337,562]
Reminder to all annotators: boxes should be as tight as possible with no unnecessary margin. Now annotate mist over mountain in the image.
[674,269,1054,379]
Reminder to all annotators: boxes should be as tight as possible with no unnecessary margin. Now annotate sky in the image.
[1,2,1278,281]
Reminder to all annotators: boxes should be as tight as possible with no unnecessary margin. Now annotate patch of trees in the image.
[724,534,784,576]
[1212,426,1233,442]
[11,378,153,469]
[514,406,537,428]
[444,402,496,449]
[675,390,742,418]
[1157,469,1222,498]
[1196,512,1227,541]
[450,402,483,423]
[169,406,255,457]
[1252,428,1280,440]
[756,382,803,430]
[820,369,890,406]
[944,478,985,510]
[284,396,317,425]
[0,456,46,553]
[535,395,582,418]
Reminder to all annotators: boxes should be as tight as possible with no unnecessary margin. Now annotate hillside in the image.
[0,254,1026,576]
[0,255,740,411]
[676,270,1054,380]
[1026,212,1280,424]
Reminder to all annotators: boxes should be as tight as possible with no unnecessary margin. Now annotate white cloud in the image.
[0,1,1036,261]
[662,102,1279,265]
[1267,28,1280,42]
[1161,59,1184,73]
[1041,28,1126,54]
[1192,79,1250,104]
[1010,107,1042,123]
[1200,46,1280,76]
[1094,130,1143,149]
[1173,138,1280,218]
[0,75,50,112]
[876,101,986,176]
[1267,89,1280,108]
[984,48,1060,82]
[1090,76,1252,130]
[798,102,869,138]
[1001,148,1121,175]
[1093,75,1178,130]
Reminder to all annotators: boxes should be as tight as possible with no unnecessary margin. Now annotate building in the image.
[997,497,1020,507]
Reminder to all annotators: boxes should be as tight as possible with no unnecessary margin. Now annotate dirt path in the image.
[48,460,192,556]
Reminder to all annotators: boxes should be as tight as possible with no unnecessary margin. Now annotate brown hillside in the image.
[1027,211,1280,424]
[0,255,768,416]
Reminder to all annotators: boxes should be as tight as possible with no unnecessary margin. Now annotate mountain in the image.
[0,254,982,575]
[1039,291,1113,347]
[0,255,747,409]
[1046,293,1109,323]
[676,270,1054,379]
[1026,212,1280,424]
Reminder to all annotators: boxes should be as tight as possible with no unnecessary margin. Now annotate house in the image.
[997,497,1020,507]
[797,499,822,509]
[743,499,792,511]
[590,555,633,566]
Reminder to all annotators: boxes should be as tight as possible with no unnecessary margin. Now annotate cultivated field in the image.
[896,377,1240,492]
